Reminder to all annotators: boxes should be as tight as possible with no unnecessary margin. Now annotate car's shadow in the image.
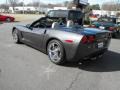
[64,51,120,72]
[0,22,3,24]
[113,33,120,39]
[116,35,120,39]
[4,21,20,23]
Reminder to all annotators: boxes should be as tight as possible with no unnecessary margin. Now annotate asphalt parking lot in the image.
[0,20,120,90]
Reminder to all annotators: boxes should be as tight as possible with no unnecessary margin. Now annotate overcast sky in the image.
[0,0,117,5]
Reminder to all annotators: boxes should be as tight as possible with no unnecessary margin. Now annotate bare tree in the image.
[26,3,33,6]
[8,0,18,12]
[102,2,120,11]
[63,1,74,9]
[0,4,9,12]
[17,2,24,6]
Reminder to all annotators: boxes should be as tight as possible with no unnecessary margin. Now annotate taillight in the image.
[81,36,88,44]
[109,27,115,31]
[81,36,95,44]
[88,36,95,43]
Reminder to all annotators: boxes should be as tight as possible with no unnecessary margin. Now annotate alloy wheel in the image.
[12,30,18,43]
[48,42,62,63]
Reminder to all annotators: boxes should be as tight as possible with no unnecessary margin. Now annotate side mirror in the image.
[26,24,33,30]
[26,24,30,28]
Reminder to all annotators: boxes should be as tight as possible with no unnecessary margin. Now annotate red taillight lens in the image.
[88,36,95,43]
[81,36,88,44]
[109,27,115,31]
[81,36,95,44]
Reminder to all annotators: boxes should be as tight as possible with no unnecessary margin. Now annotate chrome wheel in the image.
[48,42,62,63]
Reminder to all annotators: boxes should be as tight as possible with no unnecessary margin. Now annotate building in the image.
[92,10,120,16]
[9,6,53,14]
[53,7,68,10]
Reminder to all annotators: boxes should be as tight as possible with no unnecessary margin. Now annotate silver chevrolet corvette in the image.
[12,17,111,65]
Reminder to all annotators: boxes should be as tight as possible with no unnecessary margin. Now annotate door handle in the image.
[44,30,47,34]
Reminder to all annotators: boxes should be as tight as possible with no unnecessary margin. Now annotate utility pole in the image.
[6,0,8,13]
[39,0,41,14]
[6,0,7,5]
[23,0,25,14]
[117,0,120,10]
[115,0,120,16]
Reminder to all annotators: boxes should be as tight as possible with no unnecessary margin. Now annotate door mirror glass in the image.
[26,24,33,30]
[26,24,30,28]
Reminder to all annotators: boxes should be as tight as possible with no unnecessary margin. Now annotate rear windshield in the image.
[68,11,83,20]
[48,10,83,20]
[49,10,68,18]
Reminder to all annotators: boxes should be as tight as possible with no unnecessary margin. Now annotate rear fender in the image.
[44,30,83,60]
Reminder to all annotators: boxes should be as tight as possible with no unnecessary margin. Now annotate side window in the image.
[31,19,46,28]
[32,21,40,28]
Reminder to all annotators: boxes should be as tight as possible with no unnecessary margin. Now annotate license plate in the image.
[98,42,104,48]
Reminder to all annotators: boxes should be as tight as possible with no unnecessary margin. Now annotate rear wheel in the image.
[6,18,11,22]
[47,40,66,65]
[12,29,20,43]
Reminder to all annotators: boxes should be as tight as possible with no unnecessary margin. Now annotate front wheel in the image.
[12,30,20,43]
[47,40,66,65]
[6,18,11,22]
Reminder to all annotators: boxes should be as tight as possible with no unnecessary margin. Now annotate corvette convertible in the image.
[12,17,111,65]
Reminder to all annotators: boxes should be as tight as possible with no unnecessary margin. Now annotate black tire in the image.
[112,33,117,38]
[12,29,21,44]
[6,18,11,22]
[47,40,66,65]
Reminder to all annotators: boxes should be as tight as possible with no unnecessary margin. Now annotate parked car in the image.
[0,14,15,22]
[12,17,111,65]
[117,22,120,26]
[90,17,120,38]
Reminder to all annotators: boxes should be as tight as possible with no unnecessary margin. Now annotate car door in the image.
[22,18,47,50]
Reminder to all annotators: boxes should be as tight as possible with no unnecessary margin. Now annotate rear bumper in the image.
[76,48,107,60]
[66,39,111,62]
[69,47,108,62]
